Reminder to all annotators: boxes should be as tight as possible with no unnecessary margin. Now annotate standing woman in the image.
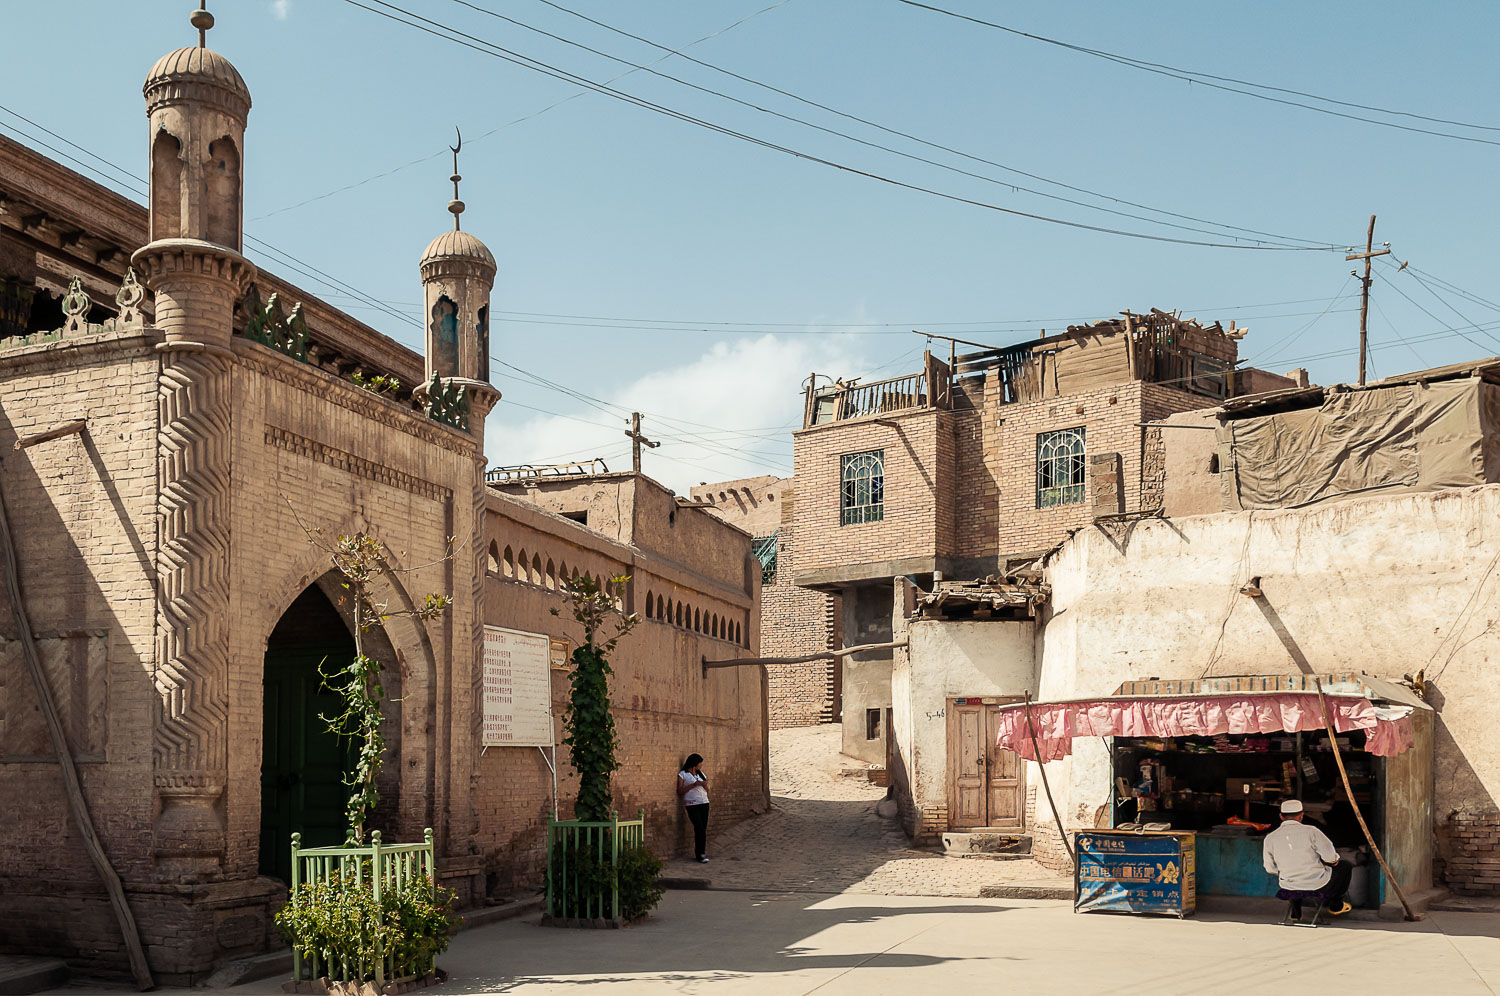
[678,753,710,863]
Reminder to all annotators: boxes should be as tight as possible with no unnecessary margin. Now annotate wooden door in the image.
[949,703,987,828]
[984,703,1025,828]
[259,646,354,883]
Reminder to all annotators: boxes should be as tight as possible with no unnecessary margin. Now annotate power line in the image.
[250,0,794,221]
[447,0,1333,248]
[342,0,1339,251]
[0,109,800,473]
[893,0,1500,149]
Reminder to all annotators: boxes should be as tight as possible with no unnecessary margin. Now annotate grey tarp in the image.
[1220,377,1500,509]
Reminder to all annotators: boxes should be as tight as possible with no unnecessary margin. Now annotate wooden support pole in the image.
[1023,692,1076,870]
[14,419,86,450]
[0,457,154,989]
[1311,679,1418,921]
[1346,215,1390,387]
[702,638,908,671]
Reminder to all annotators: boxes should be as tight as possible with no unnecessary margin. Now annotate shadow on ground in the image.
[434,894,1021,992]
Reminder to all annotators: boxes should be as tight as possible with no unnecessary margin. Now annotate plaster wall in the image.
[903,619,1034,809]
[1037,485,1500,893]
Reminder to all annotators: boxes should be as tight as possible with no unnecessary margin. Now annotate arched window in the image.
[694,608,701,633]
[656,594,665,620]
[502,545,515,578]
[675,603,684,627]
[558,561,569,587]
[645,592,655,619]
[1036,427,1087,507]
[517,548,529,583]
[477,304,490,382]
[840,449,885,525]
[545,559,556,590]
[150,131,183,240]
[712,614,720,639]
[487,541,500,575]
[431,295,459,376]
[205,136,241,249]
[533,554,544,585]
[735,621,743,646]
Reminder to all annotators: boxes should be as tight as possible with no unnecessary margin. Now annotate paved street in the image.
[662,724,1066,896]
[211,890,1498,996]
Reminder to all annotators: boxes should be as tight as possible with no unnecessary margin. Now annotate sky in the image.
[3,0,1499,490]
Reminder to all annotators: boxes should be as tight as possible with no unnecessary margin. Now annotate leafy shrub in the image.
[616,844,665,920]
[275,873,458,983]
[547,837,664,921]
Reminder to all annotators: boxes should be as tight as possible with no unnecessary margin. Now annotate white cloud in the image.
[485,333,887,492]
[270,0,291,21]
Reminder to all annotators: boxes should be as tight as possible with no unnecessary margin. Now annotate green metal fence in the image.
[288,828,437,986]
[546,809,645,920]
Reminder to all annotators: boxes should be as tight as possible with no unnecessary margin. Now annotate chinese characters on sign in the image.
[1074,832,1196,917]
[482,626,553,747]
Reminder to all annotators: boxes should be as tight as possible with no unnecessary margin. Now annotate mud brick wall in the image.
[475,498,767,896]
[1443,810,1500,895]
[761,488,839,728]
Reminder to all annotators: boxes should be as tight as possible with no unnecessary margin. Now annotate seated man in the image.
[1263,799,1353,918]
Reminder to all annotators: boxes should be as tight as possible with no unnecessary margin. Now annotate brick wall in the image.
[475,498,767,895]
[791,408,950,578]
[760,487,839,727]
[1443,809,1500,896]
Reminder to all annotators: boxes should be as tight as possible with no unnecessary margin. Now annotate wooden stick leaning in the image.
[0,455,155,989]
[1023,692,1076,869]
[1311,678,1418,922]
[702,639,908,670]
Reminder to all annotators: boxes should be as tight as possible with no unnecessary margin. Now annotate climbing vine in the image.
[552,574,638,823]
[287,502,455,843]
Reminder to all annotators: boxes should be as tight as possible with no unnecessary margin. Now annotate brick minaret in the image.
[417,140,500,848]
[131,5,255,881]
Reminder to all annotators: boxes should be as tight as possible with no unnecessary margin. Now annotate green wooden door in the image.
[259,645,354,883]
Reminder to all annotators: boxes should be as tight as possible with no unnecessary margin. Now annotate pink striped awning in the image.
[994,692,1415,760]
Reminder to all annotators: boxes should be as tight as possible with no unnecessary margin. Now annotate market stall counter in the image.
[994,673,1433,917]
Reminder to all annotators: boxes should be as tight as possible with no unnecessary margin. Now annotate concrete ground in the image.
[661,724,1067,896]
[200,890,1497,996]
[35,724,1500,994]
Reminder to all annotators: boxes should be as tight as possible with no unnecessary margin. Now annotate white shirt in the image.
[1263,820,1336,891]
[679,770,708,807]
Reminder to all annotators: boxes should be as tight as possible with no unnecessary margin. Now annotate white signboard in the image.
[482,626,554,747]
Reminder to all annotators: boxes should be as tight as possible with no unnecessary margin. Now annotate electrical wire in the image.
[447,0,1334,248]
[250,0,795,221]
[893,0,1500,149]
[342,0,1340,251]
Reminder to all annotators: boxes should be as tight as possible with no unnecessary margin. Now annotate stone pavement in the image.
[192,890,1496,996]
[663,723,1067,896]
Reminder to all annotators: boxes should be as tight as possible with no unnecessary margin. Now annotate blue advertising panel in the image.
[1074,831,1196,917]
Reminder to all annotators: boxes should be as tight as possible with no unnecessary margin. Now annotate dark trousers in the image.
[686,803,709,858]
[1289,862,1354,917]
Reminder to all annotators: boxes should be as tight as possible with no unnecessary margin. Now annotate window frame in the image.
[1036,426,1087,509]
[839,449,885,525]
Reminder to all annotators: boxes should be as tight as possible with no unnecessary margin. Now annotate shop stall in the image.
[994,673,1433,916]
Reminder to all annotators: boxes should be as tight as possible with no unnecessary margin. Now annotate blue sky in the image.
[4,1,1498,489]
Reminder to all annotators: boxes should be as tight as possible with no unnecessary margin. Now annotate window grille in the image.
[1036,427,1086,508]
[752,532,779,585]
[840,450,884,525]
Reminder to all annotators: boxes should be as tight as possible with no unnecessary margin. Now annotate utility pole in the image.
[624,412,660,474]
[1346,215,1390,386]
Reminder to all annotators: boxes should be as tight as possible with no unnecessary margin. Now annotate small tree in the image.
[552,574,638,822]
[288,502,453,842]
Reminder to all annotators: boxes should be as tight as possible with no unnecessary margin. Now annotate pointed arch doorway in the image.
[258,583,356,883]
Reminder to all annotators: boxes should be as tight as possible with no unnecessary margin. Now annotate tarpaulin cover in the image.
[994,693,1414,760]
[1221,377,1496,509]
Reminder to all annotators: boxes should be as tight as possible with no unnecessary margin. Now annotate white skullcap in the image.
[1280,799,1304,814]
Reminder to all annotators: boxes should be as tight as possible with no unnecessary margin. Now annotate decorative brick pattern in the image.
[1443,809,1500,895]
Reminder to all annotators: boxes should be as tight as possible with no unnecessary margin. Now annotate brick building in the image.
[0,13,765,984]
[690,476,841,729]
[789,316,1300,770]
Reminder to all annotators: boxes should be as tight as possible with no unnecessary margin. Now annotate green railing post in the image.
[546,819,555,918]
[290,833,303,981]
[370,832,384,990]
[610,811,621,920]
